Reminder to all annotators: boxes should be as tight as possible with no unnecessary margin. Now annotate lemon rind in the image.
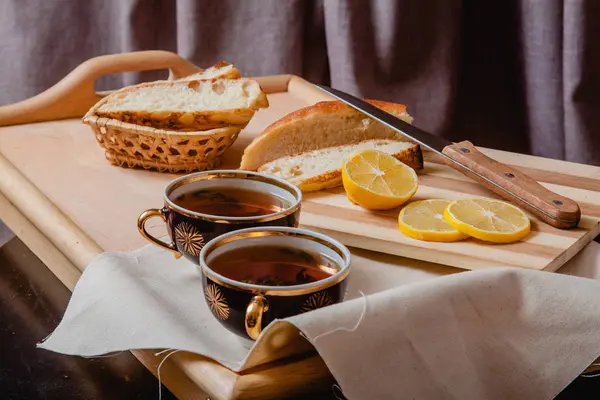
[398,200,470,242]
[443,199,531,244]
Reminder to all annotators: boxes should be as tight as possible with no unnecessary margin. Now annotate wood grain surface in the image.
[0,52,599,399]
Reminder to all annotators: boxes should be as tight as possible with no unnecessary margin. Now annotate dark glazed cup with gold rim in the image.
[198,226,352,342]
[137,170,302,264]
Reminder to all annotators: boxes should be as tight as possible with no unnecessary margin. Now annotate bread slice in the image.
[178,61,242,81]
[258,139,423,192]
[240,100,414,171]
[95,78,268,131]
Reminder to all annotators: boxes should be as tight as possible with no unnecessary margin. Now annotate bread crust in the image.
[262,99,409,136]
[178,61,242,81]
[240,99,413,170]
[96,109,254,131]
[96,79,268,131]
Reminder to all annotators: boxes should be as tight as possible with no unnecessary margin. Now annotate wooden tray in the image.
[0,51,598,399]
[1,54,598,273]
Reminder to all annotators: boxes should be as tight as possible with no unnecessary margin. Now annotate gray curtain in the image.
[1,0,598,165]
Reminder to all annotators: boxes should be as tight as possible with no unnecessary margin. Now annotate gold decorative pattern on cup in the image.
[301,291,333,313]
[174,221,205,256]
[205,284,230,320]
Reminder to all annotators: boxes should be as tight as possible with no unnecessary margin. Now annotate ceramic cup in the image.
[199,226,351,341]
[137,170,302,264]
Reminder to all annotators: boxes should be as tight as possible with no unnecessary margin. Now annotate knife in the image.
[315,84,581,229]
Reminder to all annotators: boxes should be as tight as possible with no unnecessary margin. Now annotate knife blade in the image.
[315,84,581,229]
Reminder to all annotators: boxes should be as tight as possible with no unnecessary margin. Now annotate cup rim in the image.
[163,170,302,223]
[198,227,352,296]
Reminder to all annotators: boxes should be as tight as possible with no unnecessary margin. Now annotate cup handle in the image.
[137,208,181,258]
[245,295,269,340]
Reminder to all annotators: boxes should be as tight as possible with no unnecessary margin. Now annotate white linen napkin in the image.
[38,242,600,399]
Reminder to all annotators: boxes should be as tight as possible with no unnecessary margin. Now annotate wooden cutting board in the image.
[300,149,600,271]
[0,75,598,273]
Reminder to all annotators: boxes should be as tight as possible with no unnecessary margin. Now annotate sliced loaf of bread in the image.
[240,99,414,171]
[258,139,423,192]
[96,78,268,131]
[178,61,242,81]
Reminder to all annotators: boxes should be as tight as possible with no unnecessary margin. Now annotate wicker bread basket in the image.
[83,96,242,173]
[0,51,267,173]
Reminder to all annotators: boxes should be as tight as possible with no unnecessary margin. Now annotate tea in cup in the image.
[199,227,351,341]
[138,170,302,264]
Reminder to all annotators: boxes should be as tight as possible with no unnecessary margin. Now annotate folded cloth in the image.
[38,242,600,399]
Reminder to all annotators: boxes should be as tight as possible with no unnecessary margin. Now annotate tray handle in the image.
[0,50,201,127]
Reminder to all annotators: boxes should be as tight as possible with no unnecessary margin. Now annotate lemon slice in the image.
[398,200,470,242]
[342,149,418,210]
[443,198,531,243]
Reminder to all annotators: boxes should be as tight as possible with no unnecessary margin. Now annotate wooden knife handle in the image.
[442,141,581,229]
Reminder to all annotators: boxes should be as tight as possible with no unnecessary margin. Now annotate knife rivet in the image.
[460,148,470,153]
[504,173,515,178]
[553,200,563,206]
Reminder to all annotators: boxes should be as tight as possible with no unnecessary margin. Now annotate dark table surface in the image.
[1,235,598,400]
[0,238,178,400]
